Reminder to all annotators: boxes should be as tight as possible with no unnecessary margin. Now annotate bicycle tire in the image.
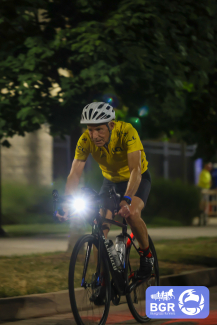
[126,235,159,323]
[68,234,111,325]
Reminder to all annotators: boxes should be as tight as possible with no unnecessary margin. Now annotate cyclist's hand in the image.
[56,206,69,222]
[116,200,131,218]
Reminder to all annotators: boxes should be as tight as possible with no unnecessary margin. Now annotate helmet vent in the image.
[80,102,115,124]
[92,111,98,119]
[96,112,106,119]
[89,108,93,119]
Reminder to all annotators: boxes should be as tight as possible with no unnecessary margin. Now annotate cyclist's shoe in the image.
[136,255,154,279]
[89,286,106,305]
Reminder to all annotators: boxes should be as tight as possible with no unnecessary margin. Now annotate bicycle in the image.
[53,187,159,325]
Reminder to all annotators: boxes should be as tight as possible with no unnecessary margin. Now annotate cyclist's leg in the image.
[126,197,153,278]
[100,208,112,238]
[126,196,148,249]
[127,175,153,277]
[126,170,151,248]
[92,179,114,271]
[99,177,117,238]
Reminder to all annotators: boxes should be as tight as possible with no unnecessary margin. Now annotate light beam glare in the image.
[72,197,87,212]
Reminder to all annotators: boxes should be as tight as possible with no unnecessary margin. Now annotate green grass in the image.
[130,237,217,267]
[2,223,126,237]
[0,237,216,298]
[2,217,183,237]
[155,237,217,267]
[0,252,70,298]
[2,223,71,237]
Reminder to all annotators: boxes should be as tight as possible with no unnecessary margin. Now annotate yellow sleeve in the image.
[123,124,144,154]
[74,133,90,160]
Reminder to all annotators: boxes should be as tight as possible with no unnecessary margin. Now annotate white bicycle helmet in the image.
[80,102,115,124]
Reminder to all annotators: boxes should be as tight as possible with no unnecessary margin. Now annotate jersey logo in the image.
[112,147,123,154]
[117,131,128,137]
[101,153,106,158]
[77,145,85,152]
[127,136,136,145]
[82,138,87,144]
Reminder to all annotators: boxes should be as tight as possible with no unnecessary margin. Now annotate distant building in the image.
[1,124,80,186]
[2,124,53,186]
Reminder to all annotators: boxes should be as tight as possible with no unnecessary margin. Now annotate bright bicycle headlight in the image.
[72,197,87,212]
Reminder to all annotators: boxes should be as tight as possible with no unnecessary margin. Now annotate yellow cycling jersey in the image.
[75,121,148,183]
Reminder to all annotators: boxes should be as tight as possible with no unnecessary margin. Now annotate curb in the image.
[0,267,217,322]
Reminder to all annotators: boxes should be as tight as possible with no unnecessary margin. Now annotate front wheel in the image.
[126,235,159,323]
[68,234,111,325]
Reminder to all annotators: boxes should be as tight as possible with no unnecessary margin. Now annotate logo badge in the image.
[146,286,209,319]
[178,289,204,316]
[112,147,123,154]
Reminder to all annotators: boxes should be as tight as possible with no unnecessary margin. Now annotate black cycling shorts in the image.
[99,169,151,207]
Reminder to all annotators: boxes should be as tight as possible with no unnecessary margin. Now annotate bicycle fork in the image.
[81,238,103,289]
[81,241,93,288]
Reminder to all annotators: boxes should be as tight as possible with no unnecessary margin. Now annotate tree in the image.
[0,0,217,160]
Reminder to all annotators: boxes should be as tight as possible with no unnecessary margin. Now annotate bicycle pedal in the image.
[126,274,151,294]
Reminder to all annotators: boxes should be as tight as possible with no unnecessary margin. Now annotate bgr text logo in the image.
[146,286,209,319]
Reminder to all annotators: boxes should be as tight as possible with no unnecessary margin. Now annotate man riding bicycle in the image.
[58,102,153,279]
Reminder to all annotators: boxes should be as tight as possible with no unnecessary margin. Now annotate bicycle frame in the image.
[83,211,143,296]
[52,189,149,295]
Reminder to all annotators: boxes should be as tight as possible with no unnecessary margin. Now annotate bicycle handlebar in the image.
[52,187,121,222]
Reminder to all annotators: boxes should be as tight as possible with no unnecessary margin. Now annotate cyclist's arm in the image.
[124,150,142,198]
[65,159,86,195]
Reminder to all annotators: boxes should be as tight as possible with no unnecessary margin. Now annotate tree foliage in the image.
[0,0,217,159]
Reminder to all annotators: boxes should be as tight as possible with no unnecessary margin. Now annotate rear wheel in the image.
[68,234,111,325]
[126,235,159,323]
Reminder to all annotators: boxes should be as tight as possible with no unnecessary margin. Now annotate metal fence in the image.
[142,141,197,183]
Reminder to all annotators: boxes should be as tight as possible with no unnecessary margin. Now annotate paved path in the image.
[1,222,217,256]
[1,286,217,325]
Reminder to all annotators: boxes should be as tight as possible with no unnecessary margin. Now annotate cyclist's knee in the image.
[129,208,141,221]
[100,207,113,219]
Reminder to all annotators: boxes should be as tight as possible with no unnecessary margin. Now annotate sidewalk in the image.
[0,222,217,256]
